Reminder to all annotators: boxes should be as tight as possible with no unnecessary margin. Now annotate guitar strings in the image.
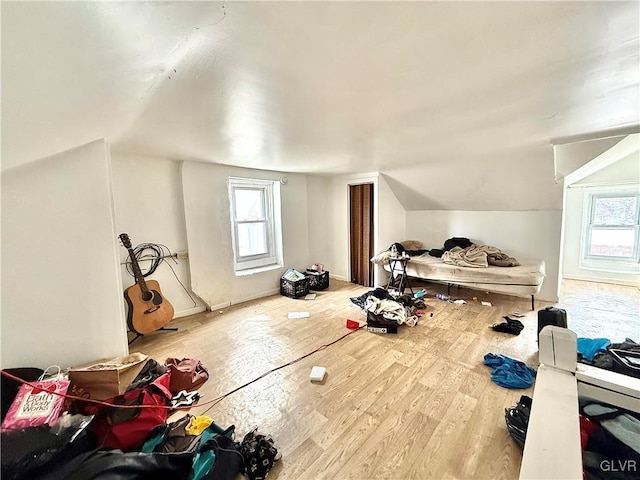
[125,242,198,307]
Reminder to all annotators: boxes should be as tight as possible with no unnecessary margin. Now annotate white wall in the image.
[554,136,625,178]
[325,176,354,283]
[406,210,562,301]
[182,162,311,310]
[110,153,206,317]
[377,174,407,285]
[307,175,332,269]
[574,151,640,186]
[1,140,128,369]
[324,173,406,286]
[382,146,564,211]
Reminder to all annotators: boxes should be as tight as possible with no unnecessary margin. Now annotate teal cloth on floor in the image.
[577,337,611,361]
[483,353,537,389]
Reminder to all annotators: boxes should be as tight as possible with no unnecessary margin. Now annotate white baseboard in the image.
[207,300,231,312]
[206,288,281,312]
[329,273,348,282]
[174,305,207,318]
[233,288,280,305]
[562,273,640,287]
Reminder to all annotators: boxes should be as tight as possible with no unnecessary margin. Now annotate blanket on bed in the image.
[442,245,520,268]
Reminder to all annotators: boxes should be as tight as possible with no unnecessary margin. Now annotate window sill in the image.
[234,263,283,277]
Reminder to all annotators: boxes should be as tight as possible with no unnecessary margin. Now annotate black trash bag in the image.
[33,448,195,480]
[505,395,532,448]
[1,414,95,480]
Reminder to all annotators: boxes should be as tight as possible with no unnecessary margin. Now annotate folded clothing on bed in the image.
[442,245,520,268]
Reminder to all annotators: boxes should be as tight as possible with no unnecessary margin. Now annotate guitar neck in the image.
[127,247,150,294]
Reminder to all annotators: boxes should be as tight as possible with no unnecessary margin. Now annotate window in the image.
[583,192,640,262]
[228,177,282,272]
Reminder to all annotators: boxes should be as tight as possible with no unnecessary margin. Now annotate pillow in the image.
[370,250,393,265]
[400,240,423,251]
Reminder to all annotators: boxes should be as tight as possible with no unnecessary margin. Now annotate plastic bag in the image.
[1,366,70,431]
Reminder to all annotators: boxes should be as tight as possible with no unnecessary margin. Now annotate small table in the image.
[386,256,414,295]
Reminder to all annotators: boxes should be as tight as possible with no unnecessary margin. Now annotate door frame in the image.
[346,174,379,286]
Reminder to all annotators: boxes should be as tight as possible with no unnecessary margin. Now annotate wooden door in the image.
[349,183,374,286]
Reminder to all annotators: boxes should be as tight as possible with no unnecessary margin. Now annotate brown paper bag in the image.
[68,352,148,400]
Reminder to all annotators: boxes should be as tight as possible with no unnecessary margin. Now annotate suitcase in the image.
[366,311,398,334]
[537,306,567,343]
[609,349,640,379]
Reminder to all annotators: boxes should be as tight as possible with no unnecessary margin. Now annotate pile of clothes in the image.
[443,245,520,268]
[1,356,280,480]
[578,338,640,379]
[427,237,520,267]
[350,287,425,327]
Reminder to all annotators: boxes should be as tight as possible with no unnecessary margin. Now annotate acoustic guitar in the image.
[119,233,174,335]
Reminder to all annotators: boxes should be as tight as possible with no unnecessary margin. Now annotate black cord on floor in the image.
[0,326,364,412]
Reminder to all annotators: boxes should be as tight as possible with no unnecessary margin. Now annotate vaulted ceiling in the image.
[2,1,638,210]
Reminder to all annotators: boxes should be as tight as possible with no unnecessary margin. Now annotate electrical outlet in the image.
[175,251,189,260]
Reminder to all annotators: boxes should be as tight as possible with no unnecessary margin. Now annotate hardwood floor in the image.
[131,280,547,479]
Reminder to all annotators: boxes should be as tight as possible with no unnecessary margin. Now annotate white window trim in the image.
[580,186,640,272]
[228,177,283,273]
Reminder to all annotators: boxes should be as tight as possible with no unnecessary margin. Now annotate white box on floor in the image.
[309,366,326,382]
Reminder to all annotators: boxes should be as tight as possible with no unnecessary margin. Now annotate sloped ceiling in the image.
[2,1,639,210]
[554,135,627,179]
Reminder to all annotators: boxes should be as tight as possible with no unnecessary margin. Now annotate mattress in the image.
[372,251,546,297]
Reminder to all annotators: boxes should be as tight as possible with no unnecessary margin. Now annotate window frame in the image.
[581,190,640,264]
[228,177,281,273]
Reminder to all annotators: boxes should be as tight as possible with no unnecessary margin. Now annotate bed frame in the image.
[373,251,546,310]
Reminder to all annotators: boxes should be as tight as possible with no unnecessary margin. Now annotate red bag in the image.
[82,372,172,451]
[165,358,209,394]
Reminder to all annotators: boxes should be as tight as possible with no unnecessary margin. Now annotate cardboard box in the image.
[68,352,148,400]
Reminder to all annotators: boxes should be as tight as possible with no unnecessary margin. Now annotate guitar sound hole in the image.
[151,291,163,305]
[141,291,153,302]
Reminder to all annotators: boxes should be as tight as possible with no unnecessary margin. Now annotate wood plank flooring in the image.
[130,280,547,479]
